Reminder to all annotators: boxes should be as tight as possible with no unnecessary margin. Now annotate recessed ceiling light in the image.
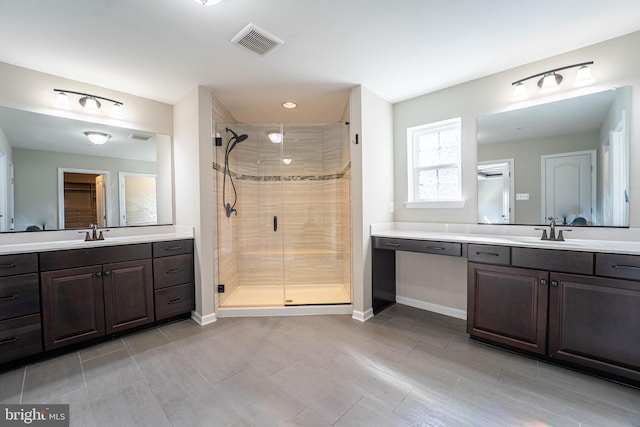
[193,0,222,5]
[267,131,283,143]
[282,102,297,109]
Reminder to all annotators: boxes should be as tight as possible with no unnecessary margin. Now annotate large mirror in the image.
[477,87,630,227]
[0,107,173,232]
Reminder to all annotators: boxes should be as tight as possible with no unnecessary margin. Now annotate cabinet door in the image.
[548,273,640,383]
[41,266,105,351]
[467,263,548,354]
[103,259,154,334]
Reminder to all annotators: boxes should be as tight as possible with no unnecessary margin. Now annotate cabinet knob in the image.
[551,280,558,287]
[95,272,102,277]
[540,279,547,286]
[103,271,111,276]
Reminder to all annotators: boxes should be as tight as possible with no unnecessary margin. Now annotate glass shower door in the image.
[282,123,351,305]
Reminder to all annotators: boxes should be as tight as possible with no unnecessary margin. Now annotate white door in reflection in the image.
[542,150,596,225]
[477,160,514,224]
[118,172,158,226]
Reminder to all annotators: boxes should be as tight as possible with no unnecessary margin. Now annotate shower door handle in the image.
[273,216,278,232]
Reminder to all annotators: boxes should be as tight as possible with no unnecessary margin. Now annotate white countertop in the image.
[0,225,194,255]
[371,222,640,255]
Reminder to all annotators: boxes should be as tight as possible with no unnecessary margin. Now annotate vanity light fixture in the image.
[193,0,222,4]
[53,89,124,119]
[282,102,297,109]
[511,61,594,101]
[84,131,111,145]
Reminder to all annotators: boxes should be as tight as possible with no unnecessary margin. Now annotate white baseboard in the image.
[216,305,352,318]
[191,311,217,325]
[352,308,374,322]
[396,296,467,320]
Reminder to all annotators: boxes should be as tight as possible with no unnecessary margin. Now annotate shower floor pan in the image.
[220,284,350,307]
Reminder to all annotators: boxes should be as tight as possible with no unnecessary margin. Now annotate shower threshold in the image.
[220,284,351,308]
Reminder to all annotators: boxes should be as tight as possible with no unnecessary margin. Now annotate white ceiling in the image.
[1,0,640,123]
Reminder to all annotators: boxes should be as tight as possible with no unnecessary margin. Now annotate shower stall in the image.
[215,122,351,308]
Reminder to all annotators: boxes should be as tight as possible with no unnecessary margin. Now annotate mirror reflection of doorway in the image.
[118,172,158,226]
[58,168,109,229]
[477,160,514,224]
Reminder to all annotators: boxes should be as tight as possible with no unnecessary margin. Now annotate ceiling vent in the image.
[231,23,284,56]
[128,133,152,141]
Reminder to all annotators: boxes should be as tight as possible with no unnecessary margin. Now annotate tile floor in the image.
[1,304,639,426]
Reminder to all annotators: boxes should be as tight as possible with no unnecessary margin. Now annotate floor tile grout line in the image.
[19,366,26,404]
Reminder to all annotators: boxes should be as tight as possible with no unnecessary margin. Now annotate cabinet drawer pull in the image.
[612,264,640,271]
[476,251,499,257]
[166,268,184,274]
[0,263,16,269]
[0,336,20,345]
[167,297,184,305]
[426,246,446,251]
[385,242,400,247]
[0,294,18,302]
[164,245,184,251]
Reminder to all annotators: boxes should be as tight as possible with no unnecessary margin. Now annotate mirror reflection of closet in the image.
[59,170,108,229]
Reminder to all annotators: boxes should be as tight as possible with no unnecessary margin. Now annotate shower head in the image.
[225,128,248,154]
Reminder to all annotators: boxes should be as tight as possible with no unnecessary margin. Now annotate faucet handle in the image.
[98,230,110,240]
[534,227,549,241]
[78,231,91,241]
[556,229,572,241]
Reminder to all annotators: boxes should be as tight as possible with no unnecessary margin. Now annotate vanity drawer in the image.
[153,240,193,258]
[153,254,194,289]
[0,314,42,364]
[468,244,511,266]
[373,237,461,257]
[0,273,40,321]
[0,253,38,277]
[155,283,194,320]
[511,247,593,275]
[596,253,640,281]
[40,243,152,271]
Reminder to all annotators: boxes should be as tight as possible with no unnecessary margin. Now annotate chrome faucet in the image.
[535,217,571,241]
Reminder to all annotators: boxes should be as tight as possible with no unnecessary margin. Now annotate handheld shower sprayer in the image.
[222,128,248,218]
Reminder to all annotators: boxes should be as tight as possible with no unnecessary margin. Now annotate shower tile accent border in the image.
[213,161,351,182]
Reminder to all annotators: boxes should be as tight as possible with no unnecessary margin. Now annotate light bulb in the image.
[111,103,124,119]
[268,132,283,143]
[54,91,71,110]
[539,74,561,93]
[80,97,101,114]
[574,65,595,87]
[511,82,528,102]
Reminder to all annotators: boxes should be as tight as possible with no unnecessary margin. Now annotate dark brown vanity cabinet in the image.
[0,253,42,364]
[152,240,195,320]
[548,265,640,382]
[467,262,549,355]
[40,244,154,351]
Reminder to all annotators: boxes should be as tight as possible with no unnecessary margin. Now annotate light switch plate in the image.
[516,193,530,201]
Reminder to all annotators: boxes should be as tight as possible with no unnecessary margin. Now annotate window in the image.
[407,117,463,207]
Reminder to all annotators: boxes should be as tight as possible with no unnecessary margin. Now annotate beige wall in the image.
[351,86,394,320]
[392,30,640,317]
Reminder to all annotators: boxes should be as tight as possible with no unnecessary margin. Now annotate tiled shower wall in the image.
[215,123,351,305]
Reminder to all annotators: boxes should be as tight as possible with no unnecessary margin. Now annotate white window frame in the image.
[406,117,465,209]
